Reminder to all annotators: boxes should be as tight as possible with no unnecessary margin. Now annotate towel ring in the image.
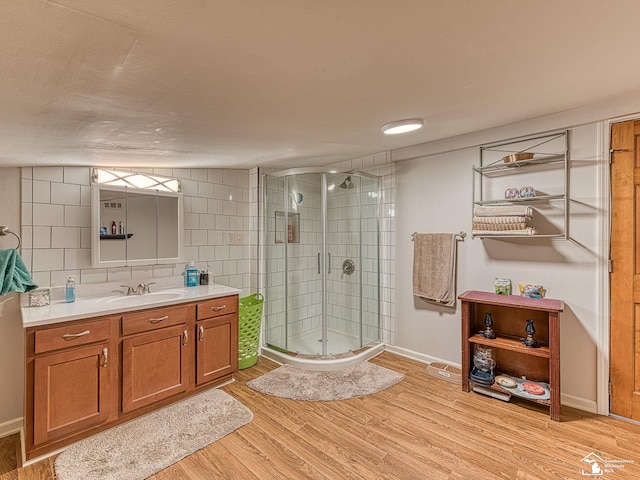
[0,226,21,250]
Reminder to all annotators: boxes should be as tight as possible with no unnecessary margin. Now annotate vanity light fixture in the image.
[381,118,424,135]
[91,168,181,192]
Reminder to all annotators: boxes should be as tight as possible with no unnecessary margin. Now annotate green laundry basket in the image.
[238,293,264,369]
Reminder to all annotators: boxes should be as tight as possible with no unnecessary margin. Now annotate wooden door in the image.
[33,342,112,445]
[196,315,237,385]
[122,325,192,413]
[610,119,640,420]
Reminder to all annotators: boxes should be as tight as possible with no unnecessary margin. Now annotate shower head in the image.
[338,176,354,189]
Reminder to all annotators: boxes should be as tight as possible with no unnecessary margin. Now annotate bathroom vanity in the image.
[21,283,240,461]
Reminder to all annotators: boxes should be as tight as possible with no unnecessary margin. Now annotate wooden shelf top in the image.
[458,290,564,312]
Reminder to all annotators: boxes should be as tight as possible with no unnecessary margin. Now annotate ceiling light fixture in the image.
[381,118,424,135]
[91,168,181,192]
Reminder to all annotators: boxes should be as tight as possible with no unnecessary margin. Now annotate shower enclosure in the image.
[261,168,380,359]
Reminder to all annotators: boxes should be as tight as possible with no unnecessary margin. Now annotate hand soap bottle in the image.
[65,276,76,303]
[185,261,199,287]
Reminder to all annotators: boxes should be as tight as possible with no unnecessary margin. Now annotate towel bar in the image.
[411,231,466,241]
[0,226,21,249]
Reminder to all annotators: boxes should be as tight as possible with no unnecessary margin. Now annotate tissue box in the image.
[519,283,545,298]
[494,278,511,295]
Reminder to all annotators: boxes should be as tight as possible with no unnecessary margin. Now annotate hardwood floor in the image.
[2,352,640,479]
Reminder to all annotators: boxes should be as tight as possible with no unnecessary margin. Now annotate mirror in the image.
[91,184,183,267]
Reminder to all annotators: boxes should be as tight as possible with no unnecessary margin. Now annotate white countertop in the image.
[21,280,242,328]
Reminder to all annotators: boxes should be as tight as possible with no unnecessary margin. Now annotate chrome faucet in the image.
[121,282,156,295]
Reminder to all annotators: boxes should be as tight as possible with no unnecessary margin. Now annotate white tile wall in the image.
[21,167,253,293]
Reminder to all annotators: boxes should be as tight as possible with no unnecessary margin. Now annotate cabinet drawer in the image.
[122,305,188,336]
[196,295,238,321]
[35,320,111,354]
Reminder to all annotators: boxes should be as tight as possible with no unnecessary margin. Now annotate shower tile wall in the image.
[326,175,379,346]
[334,152,395,346]
[21,166,252,293]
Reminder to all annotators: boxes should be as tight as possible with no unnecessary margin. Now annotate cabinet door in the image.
[122,325,192,413]
[33,342,112,445]
[196,314,237,385]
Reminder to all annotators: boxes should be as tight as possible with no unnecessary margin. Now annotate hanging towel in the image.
[0,249,38,296]
[412,233,457,307]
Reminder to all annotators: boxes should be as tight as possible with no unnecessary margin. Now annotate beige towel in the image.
[472,222,528,231]
[472,215,531,224]
[412,233,457,307]
[472,227,536,236]
[473,205,533,217]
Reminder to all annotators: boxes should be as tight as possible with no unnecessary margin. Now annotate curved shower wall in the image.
[261,168,381,361]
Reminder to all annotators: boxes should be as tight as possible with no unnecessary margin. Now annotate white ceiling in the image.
[2,0,640,169]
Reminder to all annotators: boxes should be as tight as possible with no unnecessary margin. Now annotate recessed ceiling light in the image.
[381,118,424,135]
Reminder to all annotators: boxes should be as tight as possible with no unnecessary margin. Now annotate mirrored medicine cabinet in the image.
[91,183,183,268]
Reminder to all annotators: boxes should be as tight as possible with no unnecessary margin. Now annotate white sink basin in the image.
[95,290,188,306]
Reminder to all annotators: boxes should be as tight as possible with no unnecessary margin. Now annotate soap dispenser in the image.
[185,261,199,287]
[65,276,76,303]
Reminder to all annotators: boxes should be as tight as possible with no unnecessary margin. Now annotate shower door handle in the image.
[317,253,332,274]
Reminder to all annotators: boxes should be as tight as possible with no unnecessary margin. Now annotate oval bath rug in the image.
[246,361,404,401]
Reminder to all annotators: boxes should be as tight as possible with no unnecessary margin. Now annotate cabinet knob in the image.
[198,325,204,342]
[210,305,226,312]
[182,329,188,346]
[101,348,108,368]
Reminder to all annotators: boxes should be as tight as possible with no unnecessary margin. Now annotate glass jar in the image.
[28,288,50,307]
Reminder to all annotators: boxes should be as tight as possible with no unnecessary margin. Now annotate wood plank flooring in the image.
[2,352,640,479]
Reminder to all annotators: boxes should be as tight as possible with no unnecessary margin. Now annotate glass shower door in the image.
[263,169,380,357]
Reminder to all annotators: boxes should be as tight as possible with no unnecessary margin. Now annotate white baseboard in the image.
[384,345,599,414]
[0,417,23,438]
[561,393,598,414]
[384,344,462,369]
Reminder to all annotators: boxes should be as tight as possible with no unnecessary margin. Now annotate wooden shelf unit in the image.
[459,290,564,421]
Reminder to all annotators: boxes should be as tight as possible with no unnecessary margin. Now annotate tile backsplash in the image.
[21,166,253,293]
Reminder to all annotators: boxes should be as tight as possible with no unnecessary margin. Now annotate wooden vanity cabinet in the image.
[25,294,239,461]
[121,304,193,413]
[26,316,119,449]
[195,296,239,385]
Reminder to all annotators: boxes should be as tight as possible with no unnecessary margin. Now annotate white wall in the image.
[0,168,25,435]
[393,123,603,411]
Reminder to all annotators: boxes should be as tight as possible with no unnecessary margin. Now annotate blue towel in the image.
[0,249,38,296]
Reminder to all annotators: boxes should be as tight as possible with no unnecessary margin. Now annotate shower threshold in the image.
[261,342,385,371]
